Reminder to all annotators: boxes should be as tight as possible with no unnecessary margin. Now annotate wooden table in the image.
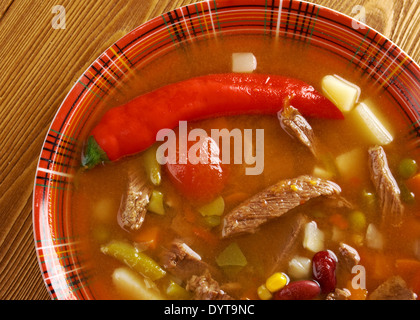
[0,0,419,300]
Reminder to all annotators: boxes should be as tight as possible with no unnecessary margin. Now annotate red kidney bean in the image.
[312,250,337,293]
[273,280,321,300]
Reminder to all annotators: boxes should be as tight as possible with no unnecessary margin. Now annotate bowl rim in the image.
[32,0,420,300]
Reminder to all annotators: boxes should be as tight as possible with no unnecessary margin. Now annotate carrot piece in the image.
[395,259,420,279]
[183,205,198,224]
[192,226,219,246]
[346,280,368,300]
[406,173,420,197]
[133,226,160,250]
[329,213,349,230]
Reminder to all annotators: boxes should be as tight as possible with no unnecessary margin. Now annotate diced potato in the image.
[232,52,257,73]
[366,223,384,250]
[351,102,393,145]
[335,148,366,180]
[321,75,361,112]
[312,165,334,180]
[331,225,345,243]
[112,267,165,300]
[303,221,324,253]
[288,256,312,279]
[91,198,118,224]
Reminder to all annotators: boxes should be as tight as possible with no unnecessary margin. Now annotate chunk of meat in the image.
[278,103,317,157]
[325,288,351,300]
[186,270,233,300]
[337,242,360,273]
[161,239,216,282]
[268,213,309,274]
[119,168,152,230]
[368,146,404,227]
[222,175,342,238]
[369,276,417,300]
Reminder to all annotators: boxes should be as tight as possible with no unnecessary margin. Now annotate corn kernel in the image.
[257,284,272,300]
[266,272,288,292]
[290,184,298,192]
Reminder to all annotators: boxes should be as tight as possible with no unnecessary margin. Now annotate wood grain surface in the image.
[0,0,419,300]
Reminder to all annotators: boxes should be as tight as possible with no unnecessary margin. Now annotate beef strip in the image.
[368,146,404,227]
[119,168,152,230]
[325,288,351,300]
[222,175,342,238]
[278,104,317,157]
[160,239,216,282]
[186,270,233,300]
[267,213,309,274]
[369,276,417,300]
[337,242,360,273]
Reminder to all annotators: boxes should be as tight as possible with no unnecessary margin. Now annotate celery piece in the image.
[148,190,165,215]
[216,242,247,267]
[198,196,225,217]
[166,281,192,300]
[101,240,166,281]
[143,145,162,186]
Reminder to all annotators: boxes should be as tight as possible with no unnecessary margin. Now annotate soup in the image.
[71,35,420,300]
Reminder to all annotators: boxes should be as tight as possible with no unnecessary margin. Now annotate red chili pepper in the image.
[82,73,343,168]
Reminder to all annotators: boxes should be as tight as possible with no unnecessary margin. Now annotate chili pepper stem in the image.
[81,136,109,169]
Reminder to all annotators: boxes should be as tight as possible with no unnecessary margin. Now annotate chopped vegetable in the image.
[165,136,230,203]
[365,223,384,250]
[198,196,225,217]
[398,158,418,179]
[166,280,192,300]
[101,240,166,280]
[147,190,165,215]
[361,189,376,211]
[350,101,393,145]
[92,198,118,224]
[203,215,221,228]
[399,182,416,204]
[266,272,288,292]
[321,74,360,112]
[329,213,349,230]
[257,284,272,300]
[216,242,247,267]
[288,256,312,280]
[303,221,324,253]
[335,148,365,180]
[406,173,420,200]
[312,165,334,180]
[84,73,343,168]
[134,226,160,250]
[346,280,367,300]
[232,52,257,73]
[143,145,162,186]
[348,210,366,232]
[112,267,165,300]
